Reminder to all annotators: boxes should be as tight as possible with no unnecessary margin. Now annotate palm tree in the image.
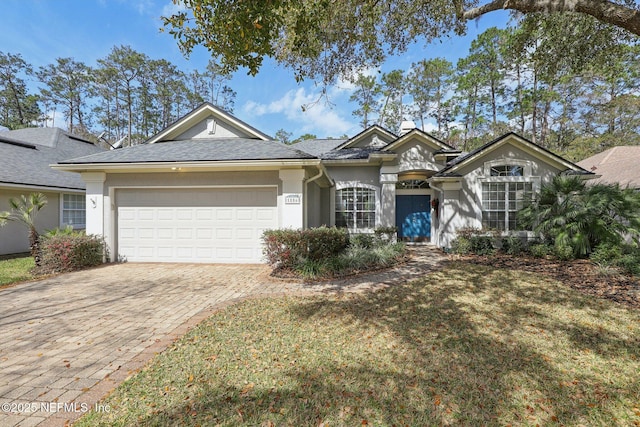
[518,175,640,257]
[0,193,48,265]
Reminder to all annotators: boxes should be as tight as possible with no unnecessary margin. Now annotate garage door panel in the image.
[117,188,277,263]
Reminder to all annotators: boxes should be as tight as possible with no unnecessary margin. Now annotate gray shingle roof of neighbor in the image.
[0,127,104,190]
[290,138,347,156]
[577,146,640,188]
[59,138,317,164]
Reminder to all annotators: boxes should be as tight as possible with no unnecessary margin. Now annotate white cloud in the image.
[161,0,186,17]
[243,88,356,136]
[333,66,380,93]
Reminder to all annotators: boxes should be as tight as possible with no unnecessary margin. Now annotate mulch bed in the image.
[454,253,640,310]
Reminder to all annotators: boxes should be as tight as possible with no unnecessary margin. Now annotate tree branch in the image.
[462,0,640,36]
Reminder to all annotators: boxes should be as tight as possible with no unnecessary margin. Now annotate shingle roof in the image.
[59,138,316,164]
[319,147,381,160]
[434,132,592,177]
[577,146,640,187]
[291,139,347,156]
[0,128,104,190]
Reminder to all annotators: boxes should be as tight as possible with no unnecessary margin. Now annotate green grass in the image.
[77,263,640,426]
[0,256,34,287]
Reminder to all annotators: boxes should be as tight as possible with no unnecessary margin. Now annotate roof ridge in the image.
[601,146,618,165]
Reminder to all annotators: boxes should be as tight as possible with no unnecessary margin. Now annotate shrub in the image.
[374,226,397,242]
[451,228,496,256]
[350,233,376,249]
[451,236,472,255]
[553,241,575,261]
[617,253,640,276]
[40,234,106,273]
[262,227,349,268]
[529,243,552,258]
[590,243,623,267]
[591,243,640,276]
[501,236,526,256]
[263,227,406,279]
[470,236,495,256]
[44,225,78,237]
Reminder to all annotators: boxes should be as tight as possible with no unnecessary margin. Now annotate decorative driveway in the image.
[0,247,445,426]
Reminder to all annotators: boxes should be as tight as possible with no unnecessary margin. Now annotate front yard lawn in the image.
[0,256,34,287]
[78,263,640,426]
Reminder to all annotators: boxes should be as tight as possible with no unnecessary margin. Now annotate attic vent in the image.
[371,135,386,148]
[399,120,416,135]
[207,118,217,135]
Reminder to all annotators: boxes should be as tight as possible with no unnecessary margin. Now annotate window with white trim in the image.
[62,194,85,228]
[482,182,533,231]
[335,187,376,230]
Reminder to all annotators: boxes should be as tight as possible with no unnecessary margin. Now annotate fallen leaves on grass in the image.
[76,265,640,426]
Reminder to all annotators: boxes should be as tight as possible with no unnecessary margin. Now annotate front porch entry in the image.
[396,194,431,242]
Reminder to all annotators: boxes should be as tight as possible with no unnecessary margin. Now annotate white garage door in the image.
[116,187,278,263]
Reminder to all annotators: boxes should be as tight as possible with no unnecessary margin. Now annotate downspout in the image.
[303,164,330,229]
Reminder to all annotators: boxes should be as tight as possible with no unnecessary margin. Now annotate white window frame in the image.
[60,193,86,229]
[333,183,380,232]
[479,160,539,232]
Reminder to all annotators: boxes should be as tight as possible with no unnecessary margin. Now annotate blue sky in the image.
[1,0,511,139]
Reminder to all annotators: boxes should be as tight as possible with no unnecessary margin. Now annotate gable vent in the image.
[207,118,217,135]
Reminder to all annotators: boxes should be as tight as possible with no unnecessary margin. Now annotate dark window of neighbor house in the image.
[482,182,532,231]
[62,194,86,228]
[335,187,376,230]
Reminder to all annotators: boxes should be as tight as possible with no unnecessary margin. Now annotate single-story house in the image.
[54,103,593,263]
[577,146,640,188]
[0,127,105,255]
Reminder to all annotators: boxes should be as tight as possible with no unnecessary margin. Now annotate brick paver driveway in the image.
[0,247,445,426]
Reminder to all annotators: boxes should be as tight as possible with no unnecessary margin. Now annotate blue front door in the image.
[396,195,431,242]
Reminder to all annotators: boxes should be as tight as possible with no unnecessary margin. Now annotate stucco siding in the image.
[0,189,61,255]
[306,182,322,228]
[325,166,380,187]
[175,117,253,140]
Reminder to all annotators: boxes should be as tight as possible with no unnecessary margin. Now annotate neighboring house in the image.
[54,103,593,264]
[577,146,640,188]
[0,127,105,255]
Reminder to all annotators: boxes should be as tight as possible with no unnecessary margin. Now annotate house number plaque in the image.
[285,194,301,204]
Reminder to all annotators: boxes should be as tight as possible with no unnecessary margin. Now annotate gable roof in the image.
[433,132,593,178]
[577,146,640,187]
[382,128,457,152]
[146,102,272,144]
[334,125,397,150]
[58,138,315,165]
[0,127,104,191]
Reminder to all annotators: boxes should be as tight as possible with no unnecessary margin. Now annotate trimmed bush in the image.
[262,227,349,269]
[529,243,552,258]
[263,227,406,279]
[451,236,472,255]
[450,228,496,256]
[40,233,106,273]
[553,241,575,261]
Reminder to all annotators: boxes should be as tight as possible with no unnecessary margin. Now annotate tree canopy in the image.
[161,0,640,83]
